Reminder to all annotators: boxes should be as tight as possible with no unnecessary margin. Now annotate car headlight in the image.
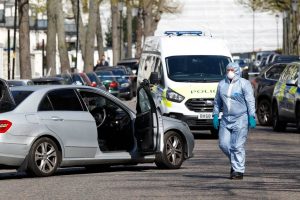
[121,83,130,87]
[166,88,184,103]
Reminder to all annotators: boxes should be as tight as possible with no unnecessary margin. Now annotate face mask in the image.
[227,71,235,79]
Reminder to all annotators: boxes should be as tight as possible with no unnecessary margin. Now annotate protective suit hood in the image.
[226,62,241,80]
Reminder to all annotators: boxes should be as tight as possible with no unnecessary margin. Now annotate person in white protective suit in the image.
[212,62,256,180]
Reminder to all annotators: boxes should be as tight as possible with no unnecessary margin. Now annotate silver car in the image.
[0,79,194,177]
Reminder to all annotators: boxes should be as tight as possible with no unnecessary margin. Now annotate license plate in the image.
[198,113,213,119]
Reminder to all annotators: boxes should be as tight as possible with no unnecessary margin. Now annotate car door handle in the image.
[51,116,64,121]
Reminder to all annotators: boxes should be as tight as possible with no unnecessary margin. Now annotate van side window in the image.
[153,58,164,87]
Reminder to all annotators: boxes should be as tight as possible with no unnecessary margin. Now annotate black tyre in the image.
[272,103,286,132]
[210,128,219,139]
[257,99,272,126]
[296,105,300,132]
[27,137,61,177]
[155,131,184,169]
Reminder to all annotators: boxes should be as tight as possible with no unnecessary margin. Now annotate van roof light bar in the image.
[164,31,203,36]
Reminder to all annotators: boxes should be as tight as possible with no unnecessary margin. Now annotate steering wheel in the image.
[91,107,107,128]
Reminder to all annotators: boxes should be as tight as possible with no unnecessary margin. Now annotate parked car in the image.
[71,73,86,85]
[7,79,34,87]
[269,55,300,66]
[272,62,300,131]
[251,63,288,126]
[56,73,73,85]
[0,79,194,177]
[86,72,107,91]
[117,58,139,75]
[94,70,120,97]
[99,67,134,100]
[31,77,66,85]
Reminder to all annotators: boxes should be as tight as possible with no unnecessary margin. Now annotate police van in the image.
[137,31,232,137]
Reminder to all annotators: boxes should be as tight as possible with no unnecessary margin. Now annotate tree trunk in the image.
[56,0,71,73]
[151,0,165,35]
[135,6,143,58]
[46,0,57,76]
[143,0,153,37]
[126,0,132,58]
[19,0,31,79]
[96,0,104,61]
[70,0,86,61]
[84,0,98,72]
[111,0,119,65]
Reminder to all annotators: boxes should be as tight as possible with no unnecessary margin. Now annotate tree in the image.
[133,0,182,58]
[111,0,119,65]
[19,0,31,79]
[126,0,133,58]
[46,0,57,75]
[56,0,71,73]
[96,0,105,61]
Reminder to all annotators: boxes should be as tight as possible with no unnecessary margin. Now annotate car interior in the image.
[79,90,134,152]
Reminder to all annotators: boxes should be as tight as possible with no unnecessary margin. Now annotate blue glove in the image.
[213,114,219,130]
[249,116,256,128]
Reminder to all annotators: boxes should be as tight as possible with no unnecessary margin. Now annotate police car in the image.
[272,62,300,131]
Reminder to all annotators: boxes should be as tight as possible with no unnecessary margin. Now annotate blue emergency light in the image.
[164,31,203,36]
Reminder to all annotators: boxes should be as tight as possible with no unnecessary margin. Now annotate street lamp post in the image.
[275,14,279,50]
[118,1,124,61]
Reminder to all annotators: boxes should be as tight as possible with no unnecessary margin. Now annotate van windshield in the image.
[166,55,231,82]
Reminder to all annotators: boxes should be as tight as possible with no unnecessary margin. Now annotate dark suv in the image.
[252,63,287,126]
[272,62,300,131]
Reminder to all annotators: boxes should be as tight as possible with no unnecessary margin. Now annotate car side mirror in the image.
[150,72,159,84]
[286,79,297,86]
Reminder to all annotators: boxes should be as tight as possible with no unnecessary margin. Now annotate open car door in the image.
[0,78,16,112]
[134,80,161,154]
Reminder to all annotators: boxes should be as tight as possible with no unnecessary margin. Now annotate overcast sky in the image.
[155,0,282,54]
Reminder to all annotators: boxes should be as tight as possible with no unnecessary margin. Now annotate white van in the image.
[137,31,232,137]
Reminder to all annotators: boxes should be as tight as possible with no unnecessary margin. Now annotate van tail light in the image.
[0,120,12,134]
[109,81,119,88]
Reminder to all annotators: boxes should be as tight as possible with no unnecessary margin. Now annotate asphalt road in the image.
[0,98,299,199]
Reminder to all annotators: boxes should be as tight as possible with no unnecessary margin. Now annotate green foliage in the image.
[236,0,291,13]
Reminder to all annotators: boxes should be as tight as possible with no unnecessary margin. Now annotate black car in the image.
[251,63,287,126]
[117,58,139,75]
[31,77,67,85]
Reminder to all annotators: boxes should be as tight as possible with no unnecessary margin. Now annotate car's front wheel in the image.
[155,131,184,169]
[257,99,272,126]
[27,137,61,177]
[272,103,286,132]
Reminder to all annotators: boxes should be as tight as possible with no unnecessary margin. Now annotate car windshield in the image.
[111,69,126,76]
[166,55,231,82]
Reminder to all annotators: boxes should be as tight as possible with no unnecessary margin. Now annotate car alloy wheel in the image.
[257,99,272,126]
[155,131,184,169]
[28,137,61,177]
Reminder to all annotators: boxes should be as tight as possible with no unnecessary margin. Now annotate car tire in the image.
[210,128,219,139]
[257,99,272,126]
[155,131,184,169]
[296,105,300,132]
[27,137,61,177]
[272,103,286,132]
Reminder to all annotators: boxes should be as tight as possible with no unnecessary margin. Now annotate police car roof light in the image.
[164,31,203,36]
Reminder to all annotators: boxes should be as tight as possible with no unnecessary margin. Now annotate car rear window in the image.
[11,90,33,106]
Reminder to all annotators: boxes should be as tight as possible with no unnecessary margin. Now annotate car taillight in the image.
[91,82,97,87]
[0,120,12,134]
[109,81,118,88]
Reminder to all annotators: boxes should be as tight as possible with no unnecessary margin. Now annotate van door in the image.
[0,78,16,112]
[134,80,162,153]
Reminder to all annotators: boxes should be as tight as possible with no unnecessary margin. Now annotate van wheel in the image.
[296,105,300,132]
[210,129,219,139]
[272,103,286,132]
[27,137,61,177]
[155,131,184,169]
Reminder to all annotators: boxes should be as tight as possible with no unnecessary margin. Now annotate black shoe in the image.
[230,167,234,174]
[230,171,243,180]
